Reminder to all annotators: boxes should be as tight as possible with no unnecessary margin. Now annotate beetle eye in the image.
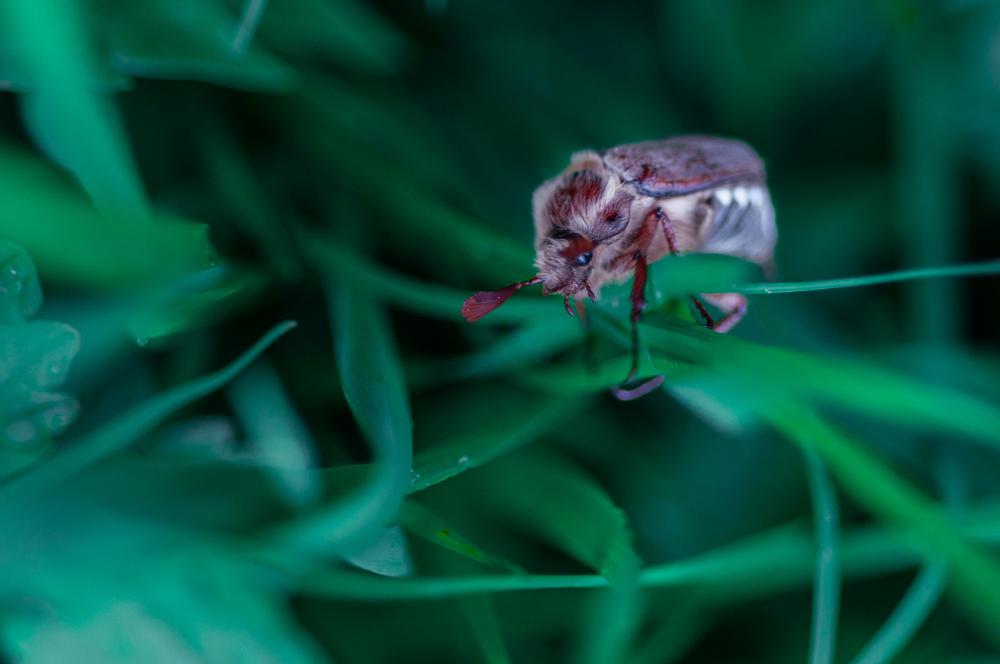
[574,252,593,266]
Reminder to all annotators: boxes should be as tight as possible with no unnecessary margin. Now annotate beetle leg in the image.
[654,207,679,254]
[689,295,715,328]
[625,251,648,384]
[701,292,748,333]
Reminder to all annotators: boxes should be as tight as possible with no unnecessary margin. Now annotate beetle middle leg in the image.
[701,292,748,333]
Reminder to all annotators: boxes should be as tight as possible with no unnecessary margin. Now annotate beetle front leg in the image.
[702,292,748,333]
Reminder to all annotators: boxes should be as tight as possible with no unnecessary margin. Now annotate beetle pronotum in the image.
[462,135,777,400]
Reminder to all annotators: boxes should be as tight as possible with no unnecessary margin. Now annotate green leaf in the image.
[254,275,412,558]
[0,320,297,500]
[400,500,523,573]
[466,449,641,584]
[0,0,148,215]
[805,451,841,664]
[0,242,79,449]
[227,359,320,508]
[410,390,588,492]
[100,0,296,92]
[253,0,409,74]
[0,146,214,288]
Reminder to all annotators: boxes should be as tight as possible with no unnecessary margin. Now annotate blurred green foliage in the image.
[1,0,1000,662]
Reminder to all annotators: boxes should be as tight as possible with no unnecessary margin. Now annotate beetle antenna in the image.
[461,276,542,322]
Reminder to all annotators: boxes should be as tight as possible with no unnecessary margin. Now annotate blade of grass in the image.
[254,277,412,558]
[767,402,1000,649]
[462,449,641,584]
[805,451,841,664]
[288,522,921,601]
[460,596,513,664]
[0,320,297,501]
[409,393,588,493]
[849,560,948,664]
[0,0,147,215]
[302,233,551,324]
[232,0,270,54]
[733,259,1000,294]
[399,500,523,573]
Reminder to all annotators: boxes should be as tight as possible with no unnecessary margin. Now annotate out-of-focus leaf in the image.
[0,146,214,288]
[0,321,297,500]
[468,449,641,584]
[344,526,413,578]
[0,0,147,216]
[100,0,296,91]
[228,360,320,508]
[253,0,409,74]
[256,276,412,558]
[410,390,588,492]
[0,242,79,449]
[400,500,523,573]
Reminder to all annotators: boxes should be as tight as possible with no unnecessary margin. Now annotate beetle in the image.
[461,135,777,400]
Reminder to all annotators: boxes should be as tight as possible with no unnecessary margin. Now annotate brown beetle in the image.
[462,136,777,399]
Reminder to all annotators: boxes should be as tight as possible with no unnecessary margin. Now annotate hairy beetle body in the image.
[463,135,777,399]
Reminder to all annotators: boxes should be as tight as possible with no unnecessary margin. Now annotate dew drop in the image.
[136,336,149,347]
[457,455,470,467]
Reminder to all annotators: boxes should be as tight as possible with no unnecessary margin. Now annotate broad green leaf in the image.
[0,242,79,449]
[0,146,213,288]
[0,321,297,500]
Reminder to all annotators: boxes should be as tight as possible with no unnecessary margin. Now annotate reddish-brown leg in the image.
[702,292,748,333]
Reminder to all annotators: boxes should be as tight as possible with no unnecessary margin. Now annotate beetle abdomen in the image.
[698,185,776,265]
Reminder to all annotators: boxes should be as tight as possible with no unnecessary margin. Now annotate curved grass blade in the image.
[409,393,587,493]
[288,522,922,602]
[460,596,512,664]
[640,320,1000,450]
[0,0,148,215]
[0,321,297,500]
[767,402,1000,650]
[399,500,523,573]
[232,0,270,54]
[468,450,640,584]
[303,234,551,324]
[849,560,948,664]
[734,259,1000,295]
[805,451,840,664]
[256,279,412,558]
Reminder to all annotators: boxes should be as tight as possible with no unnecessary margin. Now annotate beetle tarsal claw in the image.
[564,295,575,317]
[611,375,665,401]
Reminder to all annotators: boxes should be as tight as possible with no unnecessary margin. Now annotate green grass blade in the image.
[849,560,948,664]
[256,278,412,558]
[289,522,923,602]
[460,596,513,664]
[734,259,1000,295]
[805,451,841,664]
[409,393,587,493]
[463,450,641,584]
[0,320,297,500]
[0,0,147,215]
[767,402,1000,650]
[232,0,270,54]
[399,500,523,573]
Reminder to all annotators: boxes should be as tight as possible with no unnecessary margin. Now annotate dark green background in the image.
[1,1,999,662]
